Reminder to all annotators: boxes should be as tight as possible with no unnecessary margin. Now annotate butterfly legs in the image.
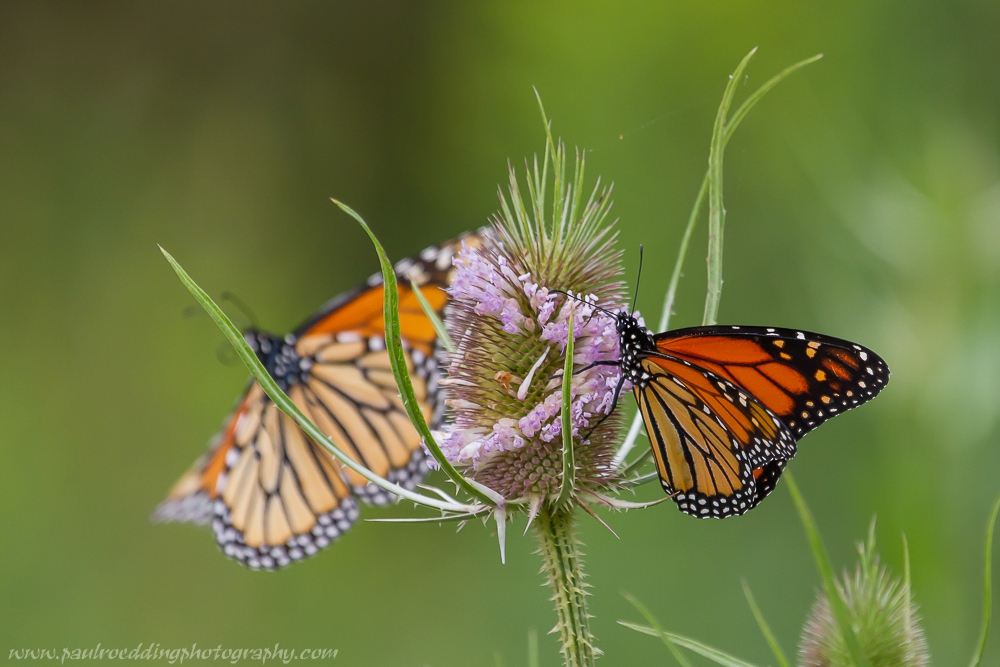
[548,359,620,381]
[579,369,628,442]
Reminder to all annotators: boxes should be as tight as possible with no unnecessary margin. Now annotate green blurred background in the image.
[2,1,999,664]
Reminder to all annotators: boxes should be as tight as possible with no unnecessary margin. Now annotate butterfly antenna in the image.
[630,244,643,318]
[221,291,261,331]
[549,289,617,318]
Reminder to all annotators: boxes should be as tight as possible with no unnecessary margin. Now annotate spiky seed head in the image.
[437,136,627,503]
[799,524,930,667]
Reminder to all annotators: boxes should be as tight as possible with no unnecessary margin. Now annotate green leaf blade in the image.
[330,200,502,510]
[785,472,872,667]
[557,314,576,507]
[702,47,756,327]
[618,619,762,667]
[410,279,455,354]
[741,580,790,667]
[724,53,823,143]
[969,493,1000,667]
[158,245,471,513]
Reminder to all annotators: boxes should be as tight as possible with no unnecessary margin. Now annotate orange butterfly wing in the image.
[635,325,888,519]
[634,353,796,517]
[294,241,463,355]
[155,231,484,568]
[654,325,889,438]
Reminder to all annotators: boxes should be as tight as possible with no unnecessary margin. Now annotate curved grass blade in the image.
[159,246,473,514]
[702,47,756,326]
[367,511,485,524]
[621,447,651,478]
[622,593,694,667]
[741,579,790,667]
[527,628,539,667]
[618,620,761,667]
[902,533,913,643]
[724,53,823,143]
[785,472,872,667]
[410,279,455,354]
[332,199,503,511]
[617,50,821,468]
[621,470,659,488]
[969,493,1000,667]
[557,314,576,507]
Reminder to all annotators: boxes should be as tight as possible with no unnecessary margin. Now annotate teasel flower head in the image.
[437,131,628,506]
[799,522,930,667]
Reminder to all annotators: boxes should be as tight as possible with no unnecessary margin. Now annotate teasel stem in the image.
[535,504,596,667]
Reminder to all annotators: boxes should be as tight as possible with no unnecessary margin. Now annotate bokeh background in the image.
[2,2,1000,664]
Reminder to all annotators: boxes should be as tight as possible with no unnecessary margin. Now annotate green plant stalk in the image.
[333,199,503,511]
[741,580,790,667]
[410,279,454,353]
[903,533,913,650]
[660,171,709,332]
[703,47,756,326]
[969,493,1000,667]
[159,246,472,514]
[663,53,822,333]
[535,505,595,667]
[785,472,872,667]
[619,50,821,471]
[557,314,576,506]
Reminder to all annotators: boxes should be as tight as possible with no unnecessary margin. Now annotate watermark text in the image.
[9,644,337,664]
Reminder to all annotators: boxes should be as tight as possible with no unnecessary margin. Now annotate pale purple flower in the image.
[437,204,627,500]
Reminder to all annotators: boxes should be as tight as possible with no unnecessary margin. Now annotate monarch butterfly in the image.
[609,312,889,518]
[154,231,483,569]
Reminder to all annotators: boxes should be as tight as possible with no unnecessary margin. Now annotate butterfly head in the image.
[615,311,654,384]
[245,330,310,390]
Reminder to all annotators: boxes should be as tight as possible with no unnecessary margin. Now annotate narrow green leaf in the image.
[741,579,790,667]
[660,171,709,333]
[621,448,652,477]
[365,511,483,524]
[621,51,819,472]
[618,621,762,667]
[724,54,823,142]
[902,533,913,642]
[622,470,659,488]
[158,246,470,513]
[410,279,454,354]
[785,472,872,667]
[612,410,645,469]
[969,493,1000,667]
[331,200,503,510]
[622,593,694,667]
[557,314,576,507]
[527,628,539,667]
[703,47,756,326]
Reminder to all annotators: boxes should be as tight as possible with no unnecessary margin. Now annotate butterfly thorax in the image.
[245,331,311,391]
[615,312,655,388]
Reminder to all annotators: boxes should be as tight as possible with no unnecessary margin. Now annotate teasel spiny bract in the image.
[799,522,930,667]
[435,128,632,521]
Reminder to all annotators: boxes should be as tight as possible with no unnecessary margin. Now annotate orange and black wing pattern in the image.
[154,231,484,569]
[654,325,889,439]
[634,352,796,518]
[634,324,888,518]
